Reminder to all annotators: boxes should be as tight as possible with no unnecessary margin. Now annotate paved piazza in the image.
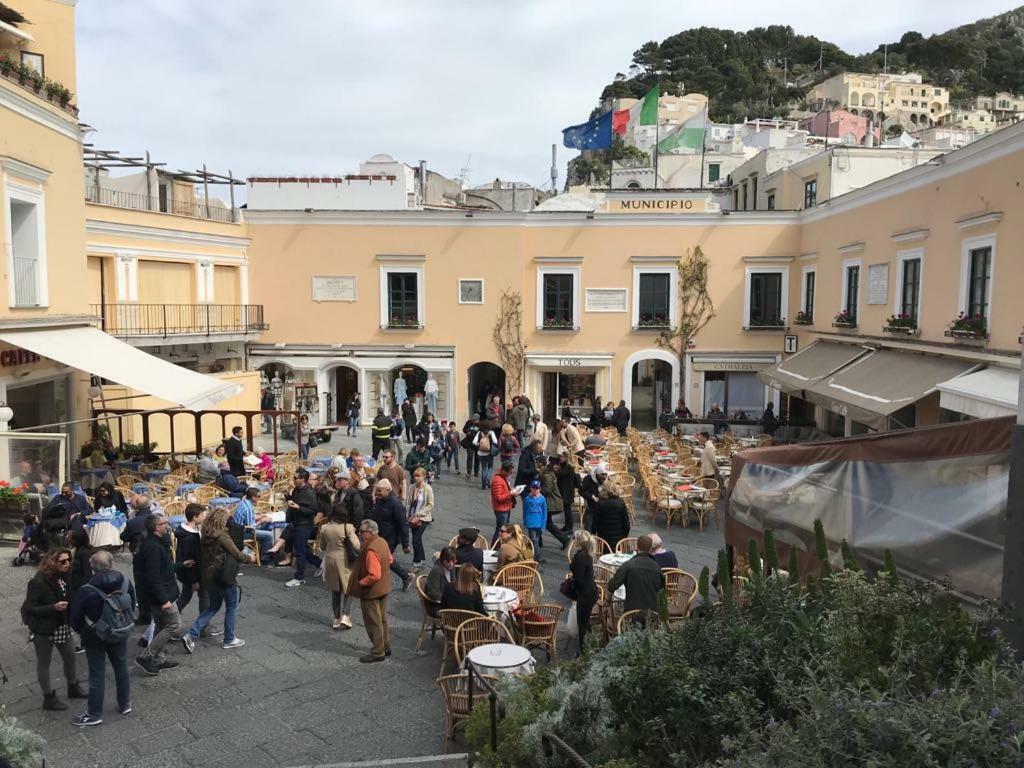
[0,433,723,768]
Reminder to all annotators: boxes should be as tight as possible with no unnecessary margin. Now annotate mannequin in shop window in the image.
[393,372,407,408]
[424,376,439,416]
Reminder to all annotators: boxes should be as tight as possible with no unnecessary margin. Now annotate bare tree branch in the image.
[655,246,715,397]
[493,290,525,399]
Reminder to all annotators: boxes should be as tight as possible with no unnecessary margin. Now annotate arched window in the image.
[849,92,860,107]
[626,181,641,190]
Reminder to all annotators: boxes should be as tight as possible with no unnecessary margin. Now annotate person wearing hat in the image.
[579,463,608,531]
[522,480,549,562]
[453,528,483,573]
[489,459,521,545]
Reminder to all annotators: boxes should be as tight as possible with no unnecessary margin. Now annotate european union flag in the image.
[562,111,613,150]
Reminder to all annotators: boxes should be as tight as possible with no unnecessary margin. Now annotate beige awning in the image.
[0,19,33,43]
[0,326,241,410]
[937,367,1018,420]
[758,341,870,396]
[804,349,977,430]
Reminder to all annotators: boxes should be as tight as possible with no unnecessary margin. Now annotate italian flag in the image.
[657,108,708,153]
[613,85,659,135]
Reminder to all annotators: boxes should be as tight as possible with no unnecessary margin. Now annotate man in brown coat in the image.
[348,519,393,663]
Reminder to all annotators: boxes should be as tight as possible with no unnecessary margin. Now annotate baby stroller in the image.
[12,515,44,567]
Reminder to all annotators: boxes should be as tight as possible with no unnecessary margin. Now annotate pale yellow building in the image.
[808,72,950,130]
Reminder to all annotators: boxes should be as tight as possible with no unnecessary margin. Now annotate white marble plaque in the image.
[312,275,356,302]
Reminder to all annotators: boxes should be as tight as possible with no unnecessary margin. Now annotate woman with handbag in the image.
[181,508,255,652]
[567,530,599,657]
[317,506,361,629]
[406,467,434,569]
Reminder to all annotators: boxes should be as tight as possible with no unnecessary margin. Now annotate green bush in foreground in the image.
[467,540,1019,767]
[0,707,45,768]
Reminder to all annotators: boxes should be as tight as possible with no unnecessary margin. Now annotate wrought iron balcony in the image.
[84,186,236,223]
[92,304,268,338]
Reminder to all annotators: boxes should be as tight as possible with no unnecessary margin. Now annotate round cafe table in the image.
[177,483,203,496]
[599,552,634,571]
[208,496,240,508]
[466,643,535,678]
[481,585,519,618]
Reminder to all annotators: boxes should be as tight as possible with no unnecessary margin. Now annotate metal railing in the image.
[84,185,236,223]
[92,303,268,337]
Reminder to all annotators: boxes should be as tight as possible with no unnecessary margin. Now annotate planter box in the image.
[744,324,789,331]
[883,325,919,336]
[793,319,813,326]
[944,329,987,341]
[832,321,857,329]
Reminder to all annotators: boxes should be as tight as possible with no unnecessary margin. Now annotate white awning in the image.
[0,326,241,410]
[937,367,1019,420]
[0,19,34,43]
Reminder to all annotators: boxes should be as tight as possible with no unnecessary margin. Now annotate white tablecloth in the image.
[466,643,535,677]
[482,550,498,579]
[87,521,123,548]
[599,553,634,571]
[481,586,518,617]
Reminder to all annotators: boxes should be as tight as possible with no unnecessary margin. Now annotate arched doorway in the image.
[257,362,296,411]
[630,359,673,429]
[331,364,359,423]
[390,363,427,417]
[467,362,505,419]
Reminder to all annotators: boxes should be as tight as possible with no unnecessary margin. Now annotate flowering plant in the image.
[833,309,856,326]
[885,313,917,329]
[542,316,574,329]
[794,311,813,325]
[637,313,670,328]
[947,312,986,336]
[0,480,30,506]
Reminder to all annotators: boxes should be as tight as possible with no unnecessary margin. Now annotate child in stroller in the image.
[12,513,43,566]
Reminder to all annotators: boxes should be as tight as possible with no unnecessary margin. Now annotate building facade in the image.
[807,72,950,130]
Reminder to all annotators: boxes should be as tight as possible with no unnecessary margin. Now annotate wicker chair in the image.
[601,597,626,642]
[415,575,443,652]
[654,484,687,529]
[494,563,543,606]
[614,537,638,554]
[161,499,187,519]
[448,533,489,550]
[515,603,564,661]
[662,568,698,624]
[689,479,721,532]
[191,485,226,504]
[437,672,498,744]
[593,564,615,595]
[307,447,334,463]
[617,609,662,634]
[453,616,515,668]
[437,609,480,672]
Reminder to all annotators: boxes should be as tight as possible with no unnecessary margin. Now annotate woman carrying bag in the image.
[318,506,361,630]
[181,508,255,652]
[565,530,599,657]
[406,467,434,570]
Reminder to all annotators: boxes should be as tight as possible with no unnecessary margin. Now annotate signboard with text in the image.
[312,276,357,302]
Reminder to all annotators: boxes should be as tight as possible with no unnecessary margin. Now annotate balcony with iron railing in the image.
[92,304,268,338]
[84,185,237,224]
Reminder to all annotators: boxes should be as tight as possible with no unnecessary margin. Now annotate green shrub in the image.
[0,708,45,768]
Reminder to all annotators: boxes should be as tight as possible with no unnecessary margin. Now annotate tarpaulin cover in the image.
[727,417,1012,600]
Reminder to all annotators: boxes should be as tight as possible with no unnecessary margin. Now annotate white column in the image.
[316,368,330,425]
[239,262,249,304]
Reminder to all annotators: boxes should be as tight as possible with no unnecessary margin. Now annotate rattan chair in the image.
[515,603,564,661]
[662,568,698,623]
[161,499,187,519]
[614,537,638,554]
[437,609,480,672]
[689,479,721,532]
[601,596,626,641]
[494,563,543,606]
[593,563,615,595]
[415,575,443,652]
[448,533,489,550]
[617,609,662,634]
[191,485,226,504]
[453,616,515,668]
[437,672,498,744]
[654,484,687,529]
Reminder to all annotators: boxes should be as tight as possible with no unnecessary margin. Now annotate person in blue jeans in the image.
[181,508,254,652]
[522,480,549,563]
[68,550,134,727]
[284,469,321,587]
[346,394,361,436]
[474,425,498,489]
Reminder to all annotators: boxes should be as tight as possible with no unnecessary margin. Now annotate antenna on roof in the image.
[458,154,472,187]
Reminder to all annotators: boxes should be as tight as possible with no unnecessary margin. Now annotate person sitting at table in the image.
[453,527,484,573]
[423,546,456,611]
[253,449,274,481]
[93,482,127,516]
[607,534,664,615]
[231,487,274,561]
[42,484,93,547]
[674,399,693,420]
[495,523,529,575]
[216,463,247,499]
[589,478,630,551]
[648,533,679,569]
[440,563,486,615]
[195,450,221,484]
[332,448,351,477]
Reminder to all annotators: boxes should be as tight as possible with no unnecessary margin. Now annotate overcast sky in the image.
[76,1,1017,192]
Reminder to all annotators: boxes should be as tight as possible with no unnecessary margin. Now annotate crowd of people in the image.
[17,391,698,729]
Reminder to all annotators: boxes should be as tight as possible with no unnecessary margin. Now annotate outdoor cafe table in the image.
[599,552,634,571]
[85,511,126,548]
[131,482,149,495]
[177,483,203,496]
[481,585,519,618]
[466,643,535,678]
[115,461,143,472]
[145,468,171,482]
[482,549,499,579]
[208,496,240,508]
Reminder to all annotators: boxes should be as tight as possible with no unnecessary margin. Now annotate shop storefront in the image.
[249,344,455,426]
[688,353,779,420]
[524,353,613,423]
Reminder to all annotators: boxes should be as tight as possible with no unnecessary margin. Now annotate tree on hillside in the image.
[656,247,715,398]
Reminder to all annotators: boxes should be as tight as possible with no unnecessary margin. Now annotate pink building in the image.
[799,109,881,146]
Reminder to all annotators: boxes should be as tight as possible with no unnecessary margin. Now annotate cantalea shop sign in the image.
[604,192,718,214]
[0,348,41,368]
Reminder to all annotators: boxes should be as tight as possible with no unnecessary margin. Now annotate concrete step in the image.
[287,756,469,768]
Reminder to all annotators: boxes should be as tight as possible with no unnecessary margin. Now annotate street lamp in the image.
[0,402,13,424]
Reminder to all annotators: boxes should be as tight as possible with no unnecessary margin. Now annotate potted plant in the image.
[542,316,574,329]
[945,312,987,340]
[28,70,44,93]
[793,310,813,325]
[119,441,157,461]
[832,310,856,329]
[0,481,30,516]
[0,55,13,77]
[883,313,917,334]
[637,313,669,328]
[45,81,72,107]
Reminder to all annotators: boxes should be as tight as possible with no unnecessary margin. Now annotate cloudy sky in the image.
[76,1,1016,192]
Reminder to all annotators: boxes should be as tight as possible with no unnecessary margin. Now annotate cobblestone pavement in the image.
[0,432,724,768]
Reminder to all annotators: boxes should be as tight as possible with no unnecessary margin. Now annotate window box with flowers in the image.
[793,311,813,325]
[883,314,919,335]
[744,316,788,331]
[944,313,987,341]
[386,314,421,330]
[636,314,670,330]
[0,54,77,114]
[0,481,30,517]
[541,317,576,331]
[832,310,857,329]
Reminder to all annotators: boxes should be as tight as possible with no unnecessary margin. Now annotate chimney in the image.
[418,160,427,205]
[551,144,558,193]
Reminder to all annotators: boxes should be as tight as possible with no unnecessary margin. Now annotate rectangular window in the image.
[20,52,43,76]
[387,272,419,327]
[967,246,992,320]
[741,182,748,211]
[637,273,670,327]
[803,270,815,319]
[845,265,860,322]
[803,179,817,208]
[708,163,721,183]
[749,272,783,327]
[766,193,775,211]
[542,273,574,328]
[751,177,758,211]
[9,198,41,307]
[899,257,921,322]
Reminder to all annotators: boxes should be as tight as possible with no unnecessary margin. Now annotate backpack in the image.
[84,584,136,642]
[502,436,517,454]
[478,434,491,453]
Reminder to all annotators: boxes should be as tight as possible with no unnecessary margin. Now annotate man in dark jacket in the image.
[285,468,321,587]
[607,534,664,614]
[42,484,93,547]
[69,550,135,726]
[454,528,484,573]
[461,415,481,479]
[217,464,247,498]
[537,459,570,548]
[515,439,542,488]
[579,465,607,532]
[369,478,411,591]
[371,408,393,459]
[260,387,275,433]
[332,475,365,524]
[613,400,631,436]
[223,426,246,477]
[135,515,183,676]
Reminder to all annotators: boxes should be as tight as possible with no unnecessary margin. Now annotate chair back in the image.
[494,563,543,605]
[615,537,638,554]
[438,609,480,654]
[453,616,514,667]
[191,485,226,503]
[617,608,662,634]
[593,563,615,592]
[308,447,334,462]
[416,574,441,615]
[162,499,187,519]
[437,672,498,718]
[662,568,698,617]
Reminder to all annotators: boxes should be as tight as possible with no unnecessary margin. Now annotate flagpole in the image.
[653,120,659,190]
[699,97,709,189]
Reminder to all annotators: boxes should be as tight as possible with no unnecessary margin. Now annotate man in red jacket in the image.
[489,459,522,545]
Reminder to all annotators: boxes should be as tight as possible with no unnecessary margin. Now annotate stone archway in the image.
[621,349,680,427]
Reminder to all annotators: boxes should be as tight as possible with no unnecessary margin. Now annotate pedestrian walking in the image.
[489,459,519,544]
[589,478,631,551]
[21,548,86,711]
[406,467,434,569]
[555,453,580,533]
[474,423,498,489]
[462,414,481,480]
[370,408,392,460]
[522,481,548,560]
[369,479,412,592]
[284,468,322,588]
[174,504,209,620]
[318,505,361,630]
[537,458,569,548]
[68,550,135,726]
[134,515,185,676]
[346,393,361,436]
[568,530,599,657]
[612,400,631,436]
[349,520,393,663]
